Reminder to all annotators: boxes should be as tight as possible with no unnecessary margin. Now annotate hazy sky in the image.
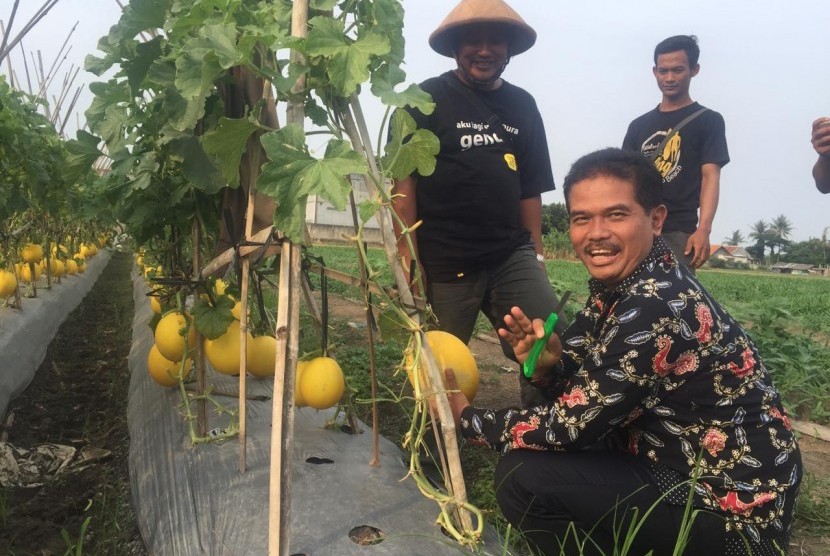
[4,0,829,244]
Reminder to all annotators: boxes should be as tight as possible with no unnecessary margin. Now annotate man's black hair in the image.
[563,148,664,213]
[653,35,700,67]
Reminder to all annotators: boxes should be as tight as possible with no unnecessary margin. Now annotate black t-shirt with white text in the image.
[623,102,729,233]
[406,71,555,281]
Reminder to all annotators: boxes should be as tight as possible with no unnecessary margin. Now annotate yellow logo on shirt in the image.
[504,153,518,171]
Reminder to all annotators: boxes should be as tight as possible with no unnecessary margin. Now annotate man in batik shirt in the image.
[441,148,800,556]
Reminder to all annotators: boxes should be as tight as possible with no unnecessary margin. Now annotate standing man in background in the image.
[391,0,561,407]
[813,117,830,193]
[623,35,729,271]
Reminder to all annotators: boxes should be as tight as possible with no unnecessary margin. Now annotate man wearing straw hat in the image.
[392,0,561,407]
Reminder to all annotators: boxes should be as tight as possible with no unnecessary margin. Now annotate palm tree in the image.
[748,220,770,263]
[768,214,794,262]
[723,230,745,246]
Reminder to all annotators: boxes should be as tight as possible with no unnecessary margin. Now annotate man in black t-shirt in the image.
[623,35,729,271]
[391,0,561,407]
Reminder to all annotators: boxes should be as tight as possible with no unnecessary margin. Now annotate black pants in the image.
[494,450,730,556]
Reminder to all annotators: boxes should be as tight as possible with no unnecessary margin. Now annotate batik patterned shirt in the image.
[460,237,800,539]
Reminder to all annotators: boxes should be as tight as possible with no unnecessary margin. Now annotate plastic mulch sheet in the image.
[128,271,512,555]
[0,252,112,420]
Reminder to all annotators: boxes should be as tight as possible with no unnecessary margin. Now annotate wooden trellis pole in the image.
[192,222,208,435]
[236,75,272,473]
[268,1,307,554]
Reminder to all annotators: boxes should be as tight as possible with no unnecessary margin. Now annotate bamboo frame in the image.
[342,96,474,531]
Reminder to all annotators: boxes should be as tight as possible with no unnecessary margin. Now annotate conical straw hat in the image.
[429,0,537,57]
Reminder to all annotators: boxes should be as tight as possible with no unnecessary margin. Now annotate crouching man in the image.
[441,148,801,555]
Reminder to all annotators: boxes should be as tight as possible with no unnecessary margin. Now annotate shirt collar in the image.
[587,235,675,297]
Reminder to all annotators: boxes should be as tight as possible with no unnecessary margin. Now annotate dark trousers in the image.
[661,231,695,274]
[494,450,730,556]
[426,245,564,407]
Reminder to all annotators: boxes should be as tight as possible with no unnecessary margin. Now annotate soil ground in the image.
[0,255,827,555]
[0,251,146,555]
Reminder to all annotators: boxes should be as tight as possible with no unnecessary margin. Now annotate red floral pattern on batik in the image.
[702,427,727,457]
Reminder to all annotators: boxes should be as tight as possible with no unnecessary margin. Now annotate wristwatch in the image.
[535,253,545,262]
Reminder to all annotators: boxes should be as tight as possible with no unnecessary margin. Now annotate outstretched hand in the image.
[498,307,563,376]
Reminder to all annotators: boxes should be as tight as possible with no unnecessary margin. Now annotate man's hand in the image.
[686,228,711,269]
[498,306,563,376]
[443,369,470,425]
[813,117,830,158]
[813,118,830,194]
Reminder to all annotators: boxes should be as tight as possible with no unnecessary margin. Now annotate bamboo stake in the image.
[192,221,207,435]
[238,89,266,473]
[0,19,16,87]
[238,236,251,472]
[269,2,307,554]
[200,226,279,277]
[344,97,474,531]
[35,51,50,120]
[52,65,79,127]
[350,189,380,466]
[58,86,81,136]
[20,38,32,93]
[0,0,61,63]
[0,1,21,62]
[336,120,381,464]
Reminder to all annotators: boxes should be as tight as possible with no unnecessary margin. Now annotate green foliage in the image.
[780,237,828,267]
[191,294,236,340]
[698,270,830,335]
[0,76,112,266]
[541,202,569,235]
[75,0,438,269]
[60,516,91,556]
[382,109,440,179]
[259,125,368,241]
[722,229,745,246]
[542,229,575,260]
[0,77,71,222]
[794,470,830,536]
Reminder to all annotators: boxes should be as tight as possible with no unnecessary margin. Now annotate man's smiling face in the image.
[568,175,667,288]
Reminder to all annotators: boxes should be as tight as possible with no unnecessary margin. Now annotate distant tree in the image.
[770,214,794,239]
[541,202,569,235]
[780,238,825,267]
[768,214,794,262]
[746,244,765,262]
[748,220,771,262]
[723,230,745,246]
